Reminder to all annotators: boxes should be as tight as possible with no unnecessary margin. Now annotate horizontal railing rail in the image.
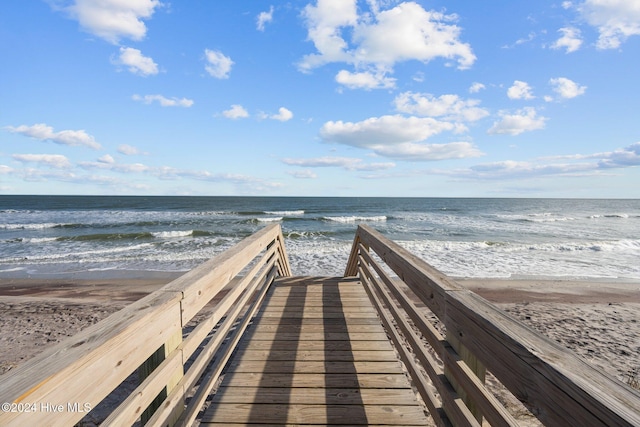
[346,224,640,427]
[0,223,291,427]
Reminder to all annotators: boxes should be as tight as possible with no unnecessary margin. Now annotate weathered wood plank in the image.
[201,403,429,425]
[228,360,405,374]
[259,306,377,314]
[238,340,394,352]
[212,387,421,406]
[239,331,390,341]
[222,372,414,389]
[232,349,398,362]
[445,289,640,426]
[256,311,378,319]
[253,316,382,325]
[0,292,182,427]
[247,322,384,333]
[163,223,287,324]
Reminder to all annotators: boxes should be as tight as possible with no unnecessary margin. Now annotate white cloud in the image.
[260,107,294,121]
[373,141,484,161]
[118,144,143,155]
[287,169,317,179]
[257,6,274,31]
[597,141,640,168]
[282,156,395,171]
[507,80,535,100]
[13,154,73,169]
[549,77,587,99]
[488,107,547,136]
[64,0,161,44]
[116,47,158,76]
[335,70,395,90]
[433,142,640,180]
[299,0,358,71]
[352,3,476,69]
[393,92,489,122]
[222,104,250,119]
[6,123,101,149]
[551,27,583,53]
[77,158,148,173]
[319,115,483,161]
[562,1,574,9]
[320,115,454,146]
[98,154,115,164]
[204,49,233,79]
[469,82,486,93]
[132,94,193,107]
[579,0,640,49]
[270,107,294,122]
[299,1,475,89]
[0,165,13,174]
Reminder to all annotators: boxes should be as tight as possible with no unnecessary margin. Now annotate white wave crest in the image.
[257,217,283,222]
[323,215,387,223]
[23,237,58,244]
[152,230,193,238]
[0,223,61,230]
[264,210,304,216]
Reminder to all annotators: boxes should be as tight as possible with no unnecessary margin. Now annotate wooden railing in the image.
[0,223,291,427]
[345,224,640,426]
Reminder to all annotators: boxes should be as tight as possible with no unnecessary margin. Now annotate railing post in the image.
[445,331,486,424]
[138,324,184,425]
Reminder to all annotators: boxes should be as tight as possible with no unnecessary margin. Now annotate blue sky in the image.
[1,0,639,197]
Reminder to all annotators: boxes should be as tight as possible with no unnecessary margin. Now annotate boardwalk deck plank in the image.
[200,276,430,426]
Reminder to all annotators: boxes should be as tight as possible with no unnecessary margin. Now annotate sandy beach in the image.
[1,276,639,424]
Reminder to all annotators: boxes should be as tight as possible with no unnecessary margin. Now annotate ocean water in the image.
[0,196,639,280]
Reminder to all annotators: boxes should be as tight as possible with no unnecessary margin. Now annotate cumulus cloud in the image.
[78,158,149,173]
[299,1,475,89]
[352,3,476,69]
[488,107,547,136]
[257,6,274,31]
[393,92,489,122]
[319,115,483,161]
[270,107,294,122]
[375,141,484,161]
[551,27,583,53]
[549,77,587,99]
[469,82,486,93]
[282,156,395,171]
[507,80,535,100]
[115,47,159,76]
[579,0,640,49]
[434,142,640,180]
[97,154,115,164]
[335,70,396,90]
[222,104,250,119]
[6,123,101,149]
[13,154,73,169]
[598,142,640,167]
[320,115,454,146]
[204,49,233,79]
[61,0,161,44]
[118,144,144,155]
[132,94,193,107]
[287,169,317,179]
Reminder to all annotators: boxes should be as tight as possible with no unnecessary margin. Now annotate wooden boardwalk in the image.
[201,276,430,426]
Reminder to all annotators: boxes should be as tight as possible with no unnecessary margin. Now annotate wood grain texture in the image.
[201,277,429,426]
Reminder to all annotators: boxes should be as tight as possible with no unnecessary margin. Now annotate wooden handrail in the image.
[0,223,291,427]
[346,224,640,426]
